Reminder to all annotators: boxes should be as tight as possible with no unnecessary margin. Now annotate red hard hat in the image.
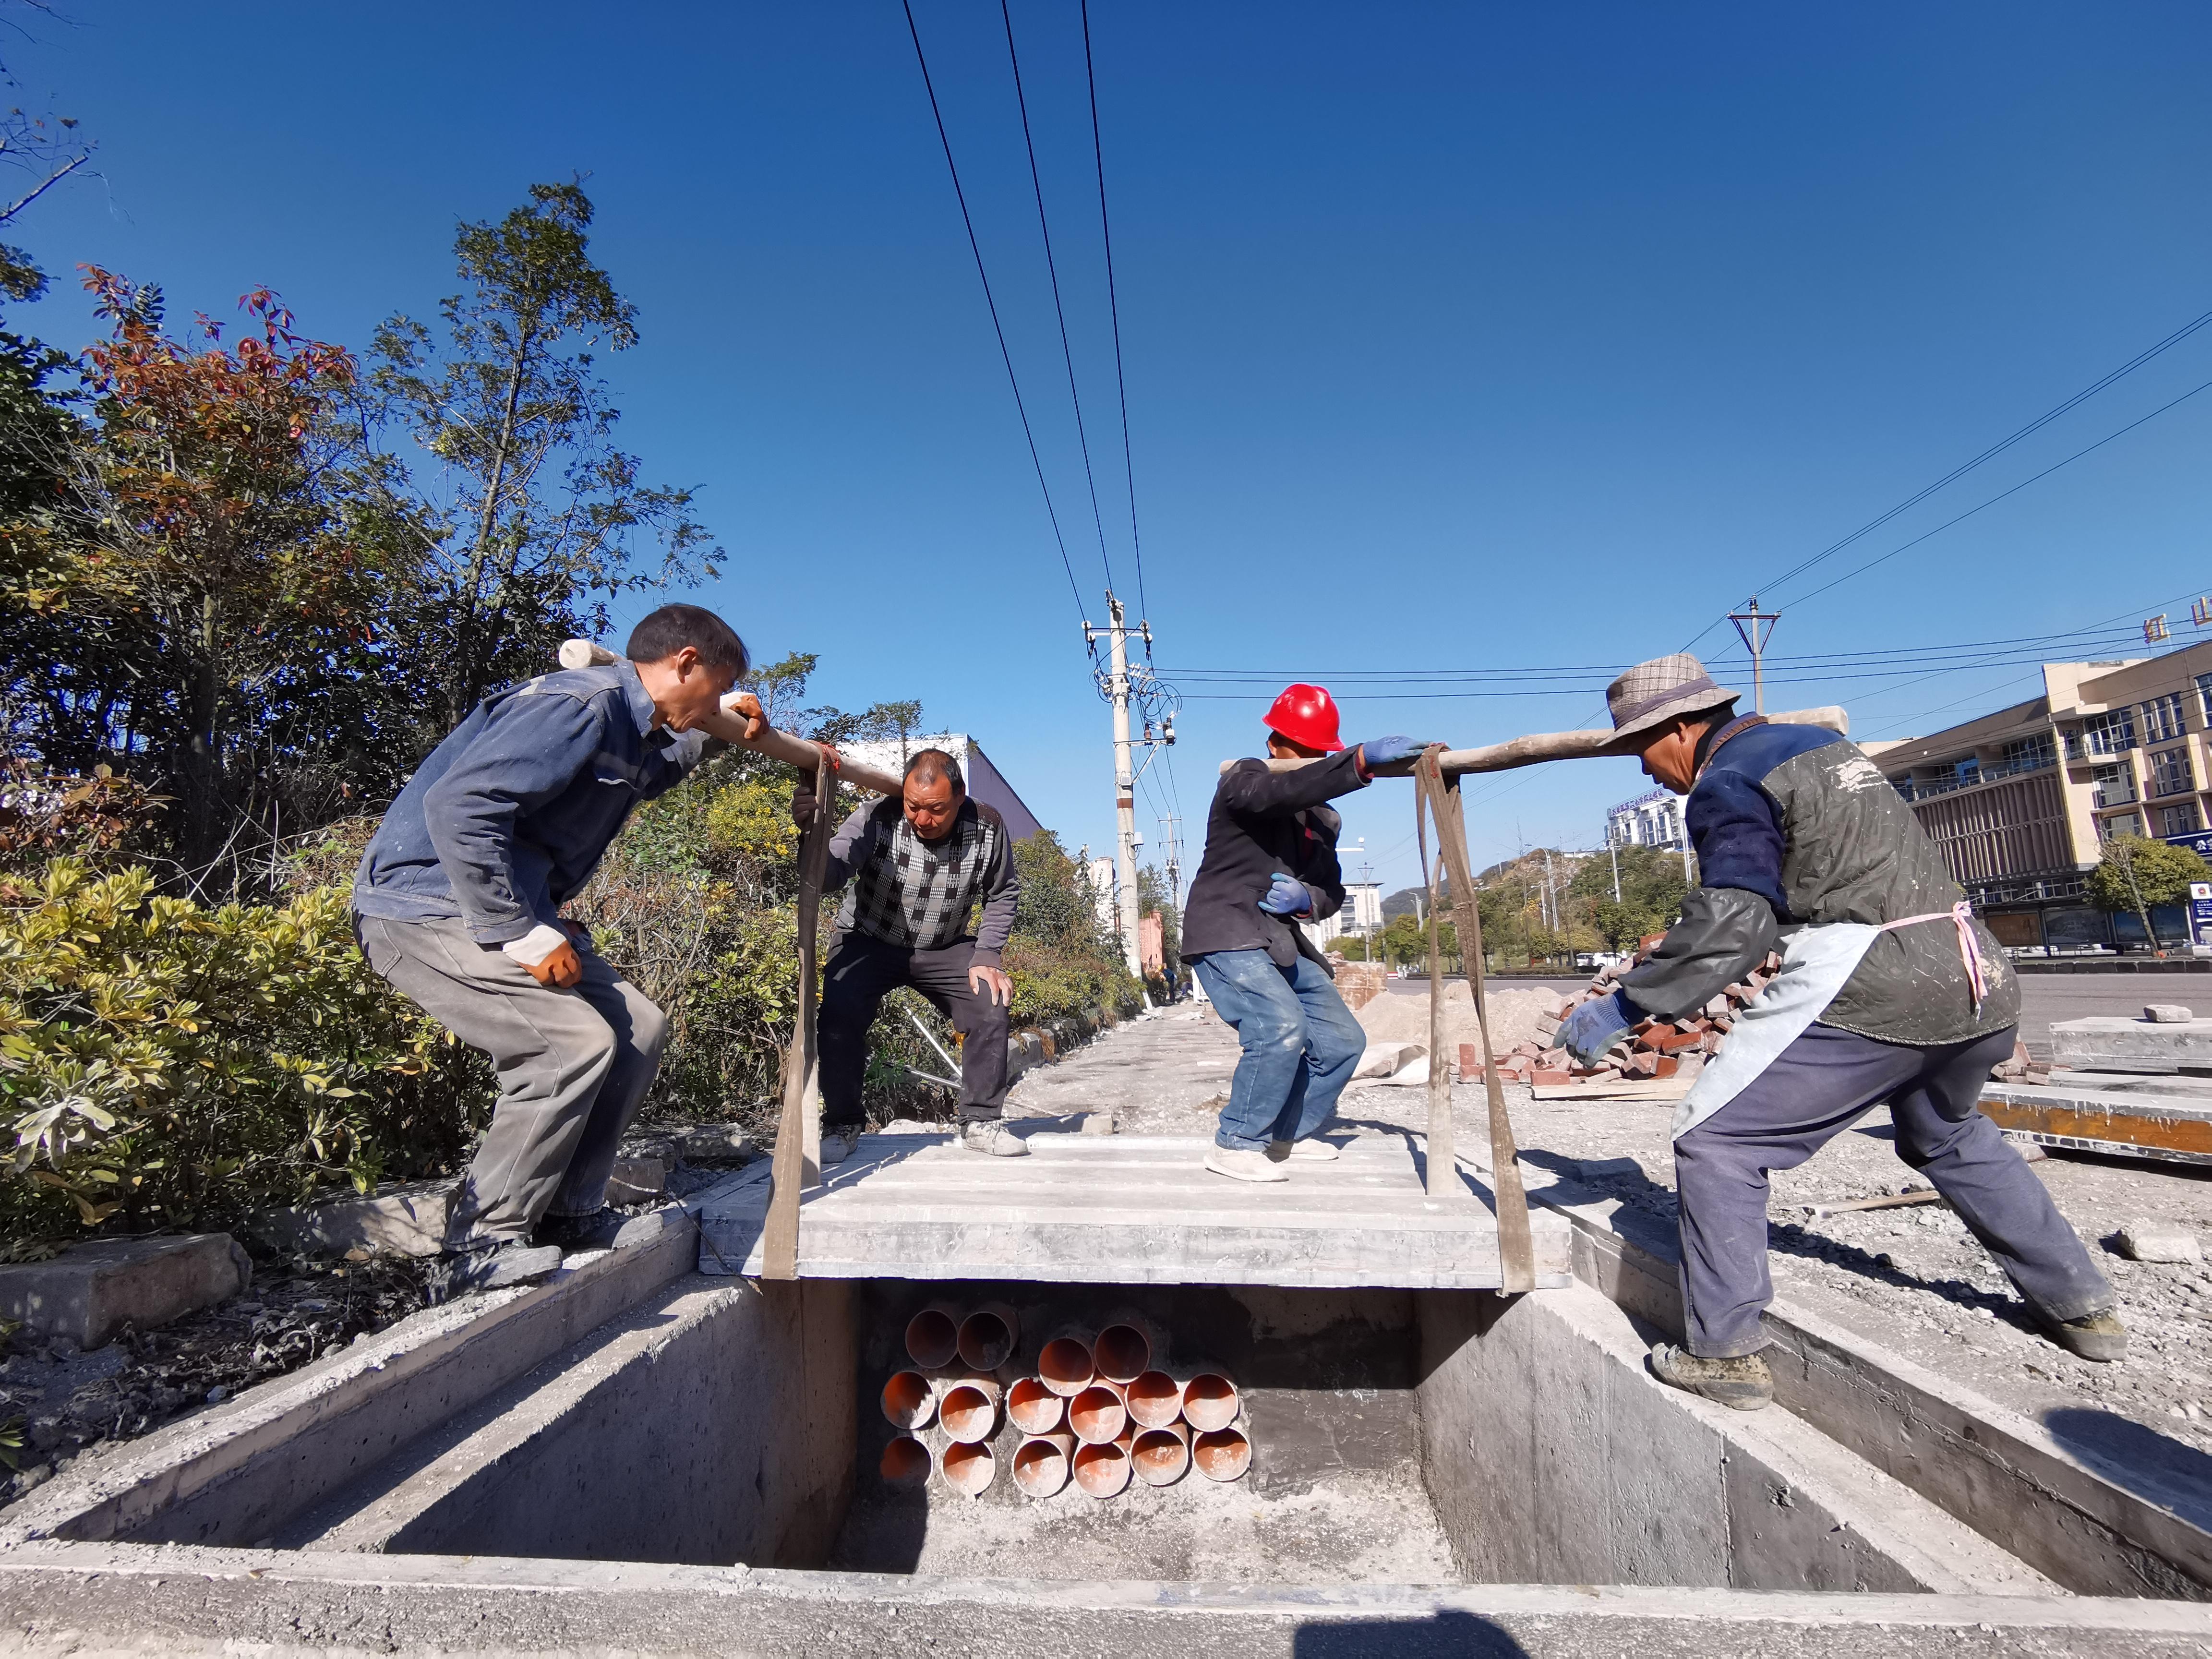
[1264,683,1344,753]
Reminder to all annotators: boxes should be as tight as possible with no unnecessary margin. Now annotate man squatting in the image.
[798,745,1027,1161]
[1558,653,2123,1409]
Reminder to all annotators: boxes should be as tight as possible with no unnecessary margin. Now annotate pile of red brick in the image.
[1456,935,2051,1090]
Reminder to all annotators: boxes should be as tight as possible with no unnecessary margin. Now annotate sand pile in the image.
[1353,981,1559,1059]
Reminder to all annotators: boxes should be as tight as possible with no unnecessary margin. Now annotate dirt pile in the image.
[1353,981,1560,1058]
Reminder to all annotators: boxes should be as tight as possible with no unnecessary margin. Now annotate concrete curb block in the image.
[0,1171,761,1551]
[0,1542,2207,1655]
[1530,1178,2212,1599]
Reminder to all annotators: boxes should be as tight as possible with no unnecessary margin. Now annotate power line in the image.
[999,0,1114,595]
[1080,0,1150,637]
[901,0,1087,625]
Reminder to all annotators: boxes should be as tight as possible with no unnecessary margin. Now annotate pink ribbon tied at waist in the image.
[1876,899,1989,1011]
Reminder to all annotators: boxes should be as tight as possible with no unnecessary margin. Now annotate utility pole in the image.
[1084,593,1165,983]
[1157,814,1183,909]
[1609,834,1622,901]
[1728,597,1781,716]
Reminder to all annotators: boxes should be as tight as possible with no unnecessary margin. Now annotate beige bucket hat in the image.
[1605,654,1740,743]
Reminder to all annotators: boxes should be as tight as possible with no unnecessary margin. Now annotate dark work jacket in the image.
[1180,749,1367,973]
[1622,718,2017,1046]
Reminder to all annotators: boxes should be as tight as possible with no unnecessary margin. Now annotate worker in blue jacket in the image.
[1559,654,2120,1409]
[353,604,758,1298]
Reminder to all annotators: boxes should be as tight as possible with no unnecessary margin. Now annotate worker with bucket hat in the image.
[1180,685,1434,1182]
[1558,653,2122,1408]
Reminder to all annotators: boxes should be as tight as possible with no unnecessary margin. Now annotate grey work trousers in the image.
[1672,1021,2115,1358]
[355,912,669,1248]
[817,931,1010,1128]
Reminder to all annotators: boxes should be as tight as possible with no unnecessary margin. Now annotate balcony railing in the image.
[1890,750,2056,803]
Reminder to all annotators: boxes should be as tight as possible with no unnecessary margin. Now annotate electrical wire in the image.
[1080,0,1150,641]
[1000,0,1115,595]
[901,0,1088,627]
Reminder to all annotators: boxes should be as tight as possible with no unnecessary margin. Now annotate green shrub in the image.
[0,858,485,1243]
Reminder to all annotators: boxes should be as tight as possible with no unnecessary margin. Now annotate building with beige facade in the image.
[1863,641,2212,951]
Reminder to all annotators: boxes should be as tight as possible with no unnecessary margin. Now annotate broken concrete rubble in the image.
[0,1234,251,1350]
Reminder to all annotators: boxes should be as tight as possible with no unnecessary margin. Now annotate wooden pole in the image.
[762,747,835,1280]
[1415,783,1455,1199]
[1218,706,1848,780]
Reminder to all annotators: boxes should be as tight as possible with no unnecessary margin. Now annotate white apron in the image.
[1671,902,1989,1142]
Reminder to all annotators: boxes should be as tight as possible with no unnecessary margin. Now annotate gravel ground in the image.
[1009,1001,2212,1480]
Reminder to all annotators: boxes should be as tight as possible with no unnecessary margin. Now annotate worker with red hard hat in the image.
[1179,685,1434,1182]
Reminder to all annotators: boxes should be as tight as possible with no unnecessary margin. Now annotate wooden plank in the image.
[1531,1078,1695,1102]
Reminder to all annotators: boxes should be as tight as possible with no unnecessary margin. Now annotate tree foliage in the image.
[2088,834,2210,948]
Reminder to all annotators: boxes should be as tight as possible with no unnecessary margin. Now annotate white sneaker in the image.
[1205,1146,1289,1183]
[820,1133,856,1167]
[1268,1138,1340,1162]
[962,1122,1031,1158]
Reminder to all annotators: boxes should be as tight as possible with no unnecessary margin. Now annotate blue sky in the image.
[10,2,2212,890]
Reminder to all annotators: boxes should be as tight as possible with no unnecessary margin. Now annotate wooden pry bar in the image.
[1415,749,1537,1292]
[1217,706,1848,779]
[762,745,835,1280]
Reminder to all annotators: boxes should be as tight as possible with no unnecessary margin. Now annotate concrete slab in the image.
[1979,1079,2212,1165]
[2053,1015,2212,1074]
[0,1234,249,1349]
[249,1180,455,1258]
[605,1156,667,1202]
[697,1132,1575,1288]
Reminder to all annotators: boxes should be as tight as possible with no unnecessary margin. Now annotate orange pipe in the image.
[939,1382,1001,1444]
[1131,1422,1191,1487]
[1011,1431,1075,1499]
[1182,1371,1242,1433]
[941,1438,995,1497]
[1125,1369,1184,1430]
[1006,1375,1065,1436]
[1192,1427,1251,1483]
[1037,1331,1096,1397]
[1071,1437,1131,1499]
[880,1434,931,1487]
[904,1305,960,1371]
[958,1302,1020,1371]
[879,1370,937,1431]
[1093,1320,1152,1385]
[1068,1382,1129,1445]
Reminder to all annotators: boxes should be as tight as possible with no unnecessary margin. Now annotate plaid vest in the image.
[838,800,1002,950]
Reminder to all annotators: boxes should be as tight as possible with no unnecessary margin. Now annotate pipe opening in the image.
[1010,1434,1072,1498]
[1093,1321,1151,1384]
[1005,1375,1064,1435]
[879,1435,931,1487]
[1068,1382,1128,1445]
[939,1439,995,1497]
[1125,1369,1183,1430]
[1071,1439,1131,1499]
[879,1370,935,1431]
[903,1308,959,1371]
[1192,1427,1251,1483]
[1037,1334,1095,1397]
[1130,1425,1190,1487]
[956,1306,1017,1372]
[1182,1372,1241,1433]
[939,1383,999,1444]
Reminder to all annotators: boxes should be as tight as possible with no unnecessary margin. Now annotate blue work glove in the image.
[1558,988,1637,1067]
[1257,873,1313,916]
[1357,735,1437,769]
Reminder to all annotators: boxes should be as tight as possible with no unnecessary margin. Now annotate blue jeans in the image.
[1190,950,1366,1151]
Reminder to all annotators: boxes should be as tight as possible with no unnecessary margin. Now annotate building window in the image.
[2083,709,2137,755]
[2152,746,2198,797]
[1955,758,1981,786]
[2143,693,2188,744]
[2091,763,2136,808]
[2196,672,2212,725]
[2164,803,2203,837]
[2001,733,2055,771]
[2101,811,2145,842]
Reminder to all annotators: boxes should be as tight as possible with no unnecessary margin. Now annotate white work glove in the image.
[500,924,572,969]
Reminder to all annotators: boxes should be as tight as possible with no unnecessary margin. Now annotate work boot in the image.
[534,1209,624,1253]
[962,1121,1030,1158]
[1647,1343,1774,1411]
[1205,1146,1288,1184]
[820,1132,858,1167]
[428,1240,564,1304]
[2036,1308,2128,1363]
[1269,1138,1340,1162]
